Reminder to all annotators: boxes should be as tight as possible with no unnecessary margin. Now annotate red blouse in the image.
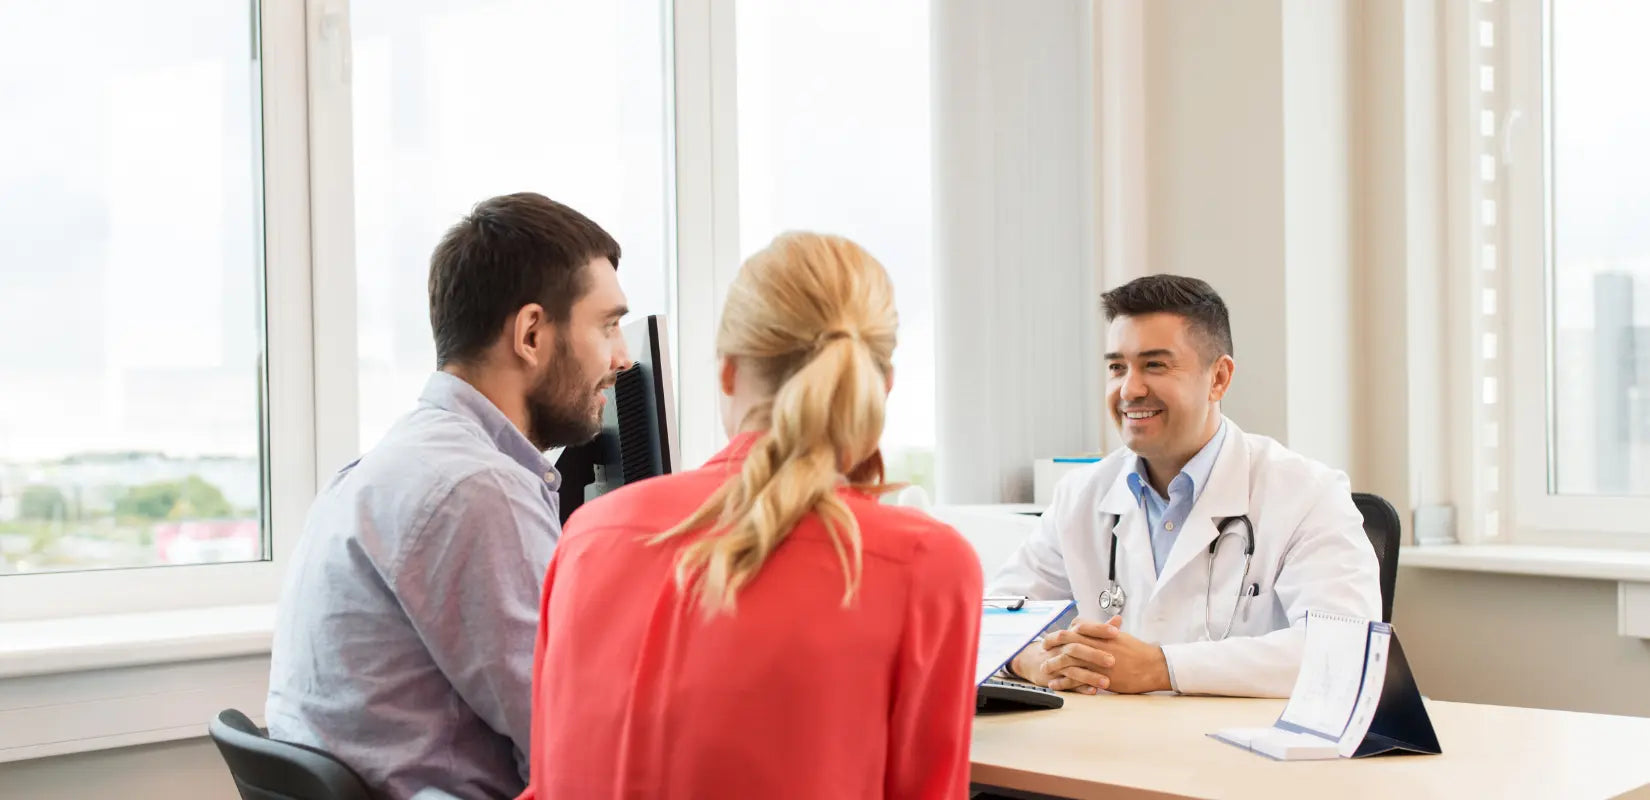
[519,433,983,799]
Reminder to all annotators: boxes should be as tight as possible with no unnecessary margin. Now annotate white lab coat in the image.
[988,418,1381,698]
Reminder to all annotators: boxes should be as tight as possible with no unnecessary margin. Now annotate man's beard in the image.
[525,344,610,450]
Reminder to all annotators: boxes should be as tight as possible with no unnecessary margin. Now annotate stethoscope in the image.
[1096,512,1257,641]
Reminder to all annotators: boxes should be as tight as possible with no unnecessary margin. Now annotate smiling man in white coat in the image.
[990,275,1381,698]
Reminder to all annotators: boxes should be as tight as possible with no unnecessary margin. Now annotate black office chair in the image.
[1351,492,1401,623]
[208,709,375,800]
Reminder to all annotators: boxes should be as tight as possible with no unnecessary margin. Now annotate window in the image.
[1479,0,1650,539]
[1547,0,1650,497]
[0,3,267,575]
[349,0,675,454]
[735,0,936,491]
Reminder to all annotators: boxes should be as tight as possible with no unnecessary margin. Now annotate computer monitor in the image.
[555,314,680,525]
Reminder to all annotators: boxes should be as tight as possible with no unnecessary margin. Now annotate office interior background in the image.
[2,0,1649,796]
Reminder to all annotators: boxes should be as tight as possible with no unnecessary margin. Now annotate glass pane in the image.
[1550,0,1650,495]
[736,0,936,493]
[350,0,673,454]
[0,3,266,574]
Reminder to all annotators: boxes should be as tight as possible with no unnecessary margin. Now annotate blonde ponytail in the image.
[652,233,899,615]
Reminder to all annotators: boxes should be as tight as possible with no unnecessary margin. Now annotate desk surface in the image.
[971,695,1650,800]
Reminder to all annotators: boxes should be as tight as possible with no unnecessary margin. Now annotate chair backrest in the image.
[1351,492,1401,623]
[208,709,375,800]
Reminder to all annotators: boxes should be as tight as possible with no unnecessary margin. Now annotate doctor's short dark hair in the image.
[428,192,621,368]
[1101,274,1234,364]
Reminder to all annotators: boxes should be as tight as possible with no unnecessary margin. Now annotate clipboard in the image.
[975,598,1075,686]
[974,598,1075,713]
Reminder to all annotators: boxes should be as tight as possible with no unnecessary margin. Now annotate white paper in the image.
[1210,727,1273,748]
[1337,626,1392,756]
[975,600,1074,685]
[1277,611,1370,738]
[1211,727,1341,761]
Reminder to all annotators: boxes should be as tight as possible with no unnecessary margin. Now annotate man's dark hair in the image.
[1101,274,1233,362]
[428,192,621,367]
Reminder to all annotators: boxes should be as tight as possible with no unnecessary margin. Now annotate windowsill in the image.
[1402,544,1650,640]
[0,604,276,763]
[0,603,276,680]
[1400,543,1650,582]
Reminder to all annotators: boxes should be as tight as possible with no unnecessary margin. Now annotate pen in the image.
[983,595,1027,610]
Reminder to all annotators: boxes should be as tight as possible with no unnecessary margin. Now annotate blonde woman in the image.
[519,233,983,799]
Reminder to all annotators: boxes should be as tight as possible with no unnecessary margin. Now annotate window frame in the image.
[1,0,766,625]
[0,0,318,622]
[1486,0,1650,542]
[668,0,742,470]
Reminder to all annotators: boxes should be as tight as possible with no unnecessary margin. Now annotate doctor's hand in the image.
[1039,616,1172,695]
[1006,628,1110,691]
[1006,616,1119,693]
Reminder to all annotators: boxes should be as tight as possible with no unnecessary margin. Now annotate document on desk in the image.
[975,600,1075,686]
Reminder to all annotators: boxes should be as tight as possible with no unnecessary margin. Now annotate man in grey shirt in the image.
[267,193,632,799]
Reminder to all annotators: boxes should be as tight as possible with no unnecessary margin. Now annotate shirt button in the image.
[1165,521,1176,531]
[544,471,555,482]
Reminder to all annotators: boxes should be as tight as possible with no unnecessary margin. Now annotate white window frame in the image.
[0,0,319,622]
[1469,0,1650,543]
[2,0,741,623]
[670,0,741,469]
[3,0,745,626]
[305,0,363,489]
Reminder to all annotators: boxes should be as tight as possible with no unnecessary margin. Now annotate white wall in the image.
[1143,0,1291,445]
[1140,0,1356,472]
[1395,568,1650,717]
[0,738,235,800]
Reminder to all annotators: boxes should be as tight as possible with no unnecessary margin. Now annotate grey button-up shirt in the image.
[267,372,560,800]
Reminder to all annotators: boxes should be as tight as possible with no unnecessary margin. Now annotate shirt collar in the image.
[1126,419,1228,506]
[419,371,559,488]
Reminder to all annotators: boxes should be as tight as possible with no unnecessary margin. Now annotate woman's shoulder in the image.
[842,494,980,569]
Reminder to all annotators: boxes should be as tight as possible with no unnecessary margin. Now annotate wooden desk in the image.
[971,695,1650,799]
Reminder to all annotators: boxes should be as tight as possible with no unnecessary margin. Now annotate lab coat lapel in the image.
[1154,421,1250,591]
[1097,454,1156,616]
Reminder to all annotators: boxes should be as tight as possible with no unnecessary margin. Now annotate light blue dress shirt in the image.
[1126,421,1228,577]
[267,372,561,800]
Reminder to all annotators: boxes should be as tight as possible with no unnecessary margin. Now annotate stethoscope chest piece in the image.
[1099,584,1126,615]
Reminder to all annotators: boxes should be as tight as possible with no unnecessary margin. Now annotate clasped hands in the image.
[1007,615,1171,695]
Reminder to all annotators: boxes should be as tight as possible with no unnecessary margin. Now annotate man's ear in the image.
[1208,354,1236,402]
[513,304,550,368]
[719,356,737,396]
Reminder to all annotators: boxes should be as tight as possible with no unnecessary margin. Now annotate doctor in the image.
[991,275,1380,698]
